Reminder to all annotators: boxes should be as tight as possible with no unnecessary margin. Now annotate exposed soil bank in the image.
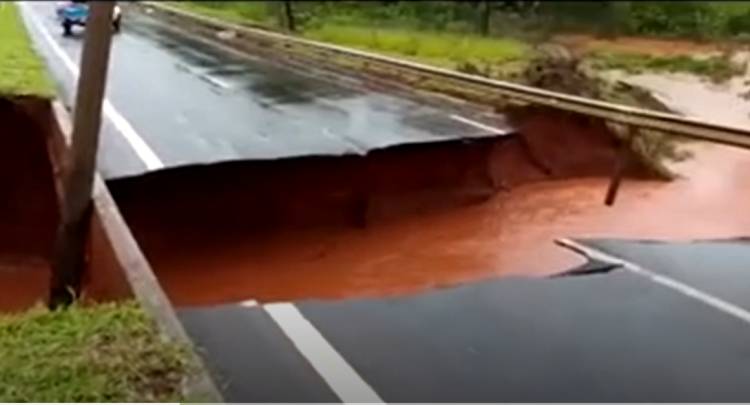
[0,99,140,312]
[0,98,59,310]
[111,109,656,305]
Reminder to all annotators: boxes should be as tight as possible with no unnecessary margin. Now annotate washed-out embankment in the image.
[108,107,658,306]
[0,97,59,310]
[0,94,221,398]
[0,97,149,312]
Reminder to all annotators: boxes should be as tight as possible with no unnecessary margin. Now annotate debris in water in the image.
[551,258,622,278]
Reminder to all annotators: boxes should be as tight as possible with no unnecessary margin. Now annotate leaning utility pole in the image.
[49,1,115,308]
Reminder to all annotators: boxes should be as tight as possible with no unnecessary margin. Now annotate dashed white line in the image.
[264,303,384,404]
[239,299,259,308]
[557,238,750,326]
[323,127,366,155]
[449,114,508,135]
[20,2,164,170]
[200,73,232,90]
[242,299,383,403]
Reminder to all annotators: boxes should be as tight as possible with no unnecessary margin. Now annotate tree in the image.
[479,0,491,36]
[283,0,296,32]
[49,1,115,308]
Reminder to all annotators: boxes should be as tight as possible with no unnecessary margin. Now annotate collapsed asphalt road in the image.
[179,238,750,402]
[19,1,512,179]
[18,2,750,402]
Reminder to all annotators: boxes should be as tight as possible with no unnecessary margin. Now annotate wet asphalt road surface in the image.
[19,1,512,180]
[583,238,750,313]
[178,239,750,402]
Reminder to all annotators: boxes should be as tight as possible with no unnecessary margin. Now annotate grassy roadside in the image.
[165,1,276,28]
[0,302,192,402]
[165,1,531,74]
[0,4,194,401]
[304,25,529,71]
[0,3,54,97]
[165,2,750,82]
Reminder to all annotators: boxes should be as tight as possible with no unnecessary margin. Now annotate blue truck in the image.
[56,1,121,36]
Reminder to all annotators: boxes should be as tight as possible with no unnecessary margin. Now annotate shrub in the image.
[627,2,726,38]
[727,9,750,36]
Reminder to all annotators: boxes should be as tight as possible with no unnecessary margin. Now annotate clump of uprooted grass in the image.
[0,3,54,97]
[519,45,691,179]
[0,301,193,402]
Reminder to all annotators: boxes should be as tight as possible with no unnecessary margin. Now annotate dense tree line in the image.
[256,1,750,39]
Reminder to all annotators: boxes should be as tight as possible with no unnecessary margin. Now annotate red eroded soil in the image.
[0,99,60,311]
[111,108,665,306]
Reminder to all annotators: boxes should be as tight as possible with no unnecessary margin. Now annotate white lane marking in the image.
[239,299,258,308]
[264,303,384,404]
[557,238,750,326]
[201,73,232,90]
[21,2,164,170]
[323,127,366,156]
[243,298,383,402]
[449,114,508,135]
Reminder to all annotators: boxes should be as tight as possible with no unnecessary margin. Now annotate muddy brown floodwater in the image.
[111,109,750,306]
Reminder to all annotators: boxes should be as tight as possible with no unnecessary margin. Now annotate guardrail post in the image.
[604,125,633,206]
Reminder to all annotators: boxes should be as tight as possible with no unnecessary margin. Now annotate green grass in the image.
[0,301,192,402]
[167,2,530,73]
[589,51,744,82]
[167,1,276,28]
[709,1,750,16]
[0,3,54,97]
[304,25,529,70]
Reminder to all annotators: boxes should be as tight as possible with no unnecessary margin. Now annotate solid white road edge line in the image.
[20,2,164,170]
[449,114,507,135]
[263,303,385,404]
[239,299,258,307]
[557,238,750,326]
[243,298,383,403]
[241,300,384,403]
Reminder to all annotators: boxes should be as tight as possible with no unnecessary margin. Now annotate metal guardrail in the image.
[144,1,750,150]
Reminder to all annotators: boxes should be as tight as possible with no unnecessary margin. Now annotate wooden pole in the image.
[604,126,633,206]
[49,1,115,308]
